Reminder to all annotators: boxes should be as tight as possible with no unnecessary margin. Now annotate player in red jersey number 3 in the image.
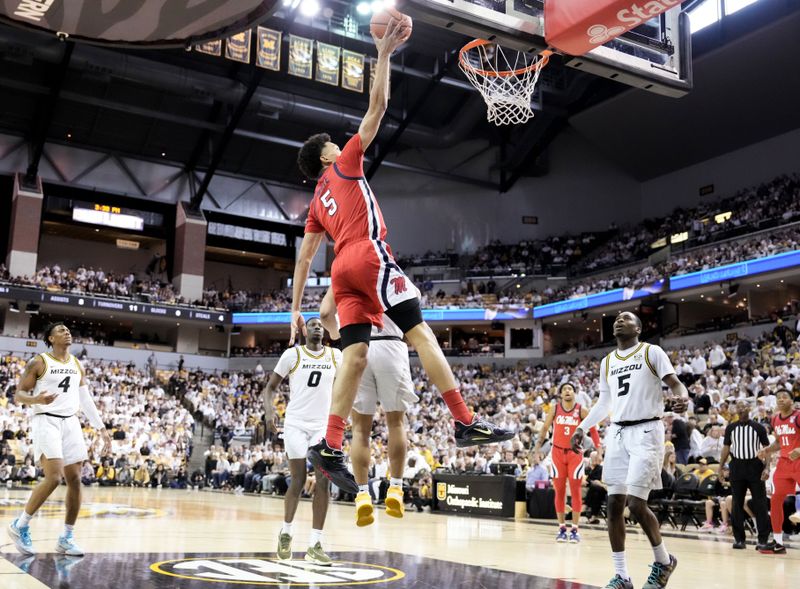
[290,17,513,493]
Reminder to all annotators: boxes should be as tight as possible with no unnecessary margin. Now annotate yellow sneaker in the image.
[355,492,374,527]
[385,485,404,519]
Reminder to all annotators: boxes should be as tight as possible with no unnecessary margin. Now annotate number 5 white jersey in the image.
[273,345,342,429]
[599,342,675,423]
[32,352,82,417]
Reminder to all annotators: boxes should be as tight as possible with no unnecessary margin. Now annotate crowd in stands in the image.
[1,321,799,537]
[1,173,799,316]
[0,355,194,487]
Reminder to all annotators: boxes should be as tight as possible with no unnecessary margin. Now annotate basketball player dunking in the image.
[760,389,800,554]
[571,312,688,589]
[290,17,511,493]
[532,382,600,543]
[263,317,341,565]
[7,322,111,556]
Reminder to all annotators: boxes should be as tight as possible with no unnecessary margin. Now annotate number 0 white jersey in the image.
[32,352,82,417]
[599,342,675,423]
[273,345,342,428]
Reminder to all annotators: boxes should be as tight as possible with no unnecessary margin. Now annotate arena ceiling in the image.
[0,1,797,199]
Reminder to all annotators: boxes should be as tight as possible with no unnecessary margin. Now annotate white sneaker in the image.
[56,532,85,556]
[7,519,36,555]
[790,512,800,525]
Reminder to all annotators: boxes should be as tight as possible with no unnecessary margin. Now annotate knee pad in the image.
[385,298,423,333]
[340,323,372,349]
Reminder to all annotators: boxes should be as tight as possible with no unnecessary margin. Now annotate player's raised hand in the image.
[570,428,585,454]
[35,391,57,405]
[289,310,306,346]
[373,17,408,55]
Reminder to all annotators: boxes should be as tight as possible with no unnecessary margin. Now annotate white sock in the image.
[358,484,369,494]
[774,532,783,545]
[281,522,293,536]
[64,524,75,536]
[652,542,670,565]
[390,478,403,488]
[309,528,323,547]
[612,551,629,580]
[17,511,33,527]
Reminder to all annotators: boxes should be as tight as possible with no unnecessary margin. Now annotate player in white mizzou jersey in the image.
[571,312,688,589]
[7,322,111,557]
[263,317,342,566]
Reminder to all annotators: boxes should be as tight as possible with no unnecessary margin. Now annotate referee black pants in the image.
[730,477,770,544]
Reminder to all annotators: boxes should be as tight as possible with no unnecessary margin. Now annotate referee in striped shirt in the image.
[719,400,771,550]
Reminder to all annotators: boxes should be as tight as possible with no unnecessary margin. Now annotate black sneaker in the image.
[642,554,677,589]
[732,541,746,550]
[307,439,359,494]
[756,540,775,553]
[771,543,787,555]
[454,416,515,448]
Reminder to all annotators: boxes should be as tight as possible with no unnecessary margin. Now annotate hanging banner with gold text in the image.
[195,39,222,56]
[256,27,281,71]
[225,29,252,64]
[288,36,313,79]
[316,42,340,86]
[341,50,365,93]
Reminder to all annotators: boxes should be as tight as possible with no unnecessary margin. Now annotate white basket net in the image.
[459,42,550,126]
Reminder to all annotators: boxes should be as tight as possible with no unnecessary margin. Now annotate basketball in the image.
[370,8,412,41]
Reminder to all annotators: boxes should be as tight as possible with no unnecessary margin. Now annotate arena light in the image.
[356,1,371,14]
[300,0,320,16]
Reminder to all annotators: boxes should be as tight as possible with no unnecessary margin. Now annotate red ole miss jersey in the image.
[772,410,800,459]
[553,403,583,449]
[305,134,387,254]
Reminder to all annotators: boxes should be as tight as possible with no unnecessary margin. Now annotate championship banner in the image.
[225,29,252,63]
[256,27,281,71]
[341,50,365,93]
[195,39,222,56]
[288,35,313,79]
[315,42,341,86]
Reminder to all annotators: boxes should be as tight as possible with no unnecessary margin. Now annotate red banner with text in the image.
[544,0,688,56]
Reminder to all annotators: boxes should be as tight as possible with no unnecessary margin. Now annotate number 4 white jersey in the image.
[600,342,675,423]
[273,345,342,429]
[32,352,82,417]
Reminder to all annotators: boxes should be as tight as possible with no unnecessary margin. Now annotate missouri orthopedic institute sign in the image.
[0,0,280,47]
[151,558,405,586]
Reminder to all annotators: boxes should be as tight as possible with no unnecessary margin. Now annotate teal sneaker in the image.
[55,532,85,556]
[7,519,36,555]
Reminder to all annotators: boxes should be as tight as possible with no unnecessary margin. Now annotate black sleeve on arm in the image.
[723,423,733,446]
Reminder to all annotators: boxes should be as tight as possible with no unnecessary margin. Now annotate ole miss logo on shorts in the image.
[390,276,407,295]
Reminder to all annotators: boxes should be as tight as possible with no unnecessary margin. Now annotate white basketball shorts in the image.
[602,419,665,499]
[283,422,326,460]
[31,414,89,466]
[354,340,418,415]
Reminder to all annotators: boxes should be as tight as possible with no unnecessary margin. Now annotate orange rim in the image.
[459,40,552,78]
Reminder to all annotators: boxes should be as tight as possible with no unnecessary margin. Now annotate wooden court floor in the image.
[0,486,794,589]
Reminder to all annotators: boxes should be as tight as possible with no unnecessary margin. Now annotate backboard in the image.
[398,0,692,97]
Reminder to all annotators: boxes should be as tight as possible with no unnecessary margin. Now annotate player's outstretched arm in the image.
[290,231,325,345]
[359,18,408,150]
[13,355,55,406]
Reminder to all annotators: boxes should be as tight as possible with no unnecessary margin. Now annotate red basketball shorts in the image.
[332,240,417,329]
[551,446,585,480]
